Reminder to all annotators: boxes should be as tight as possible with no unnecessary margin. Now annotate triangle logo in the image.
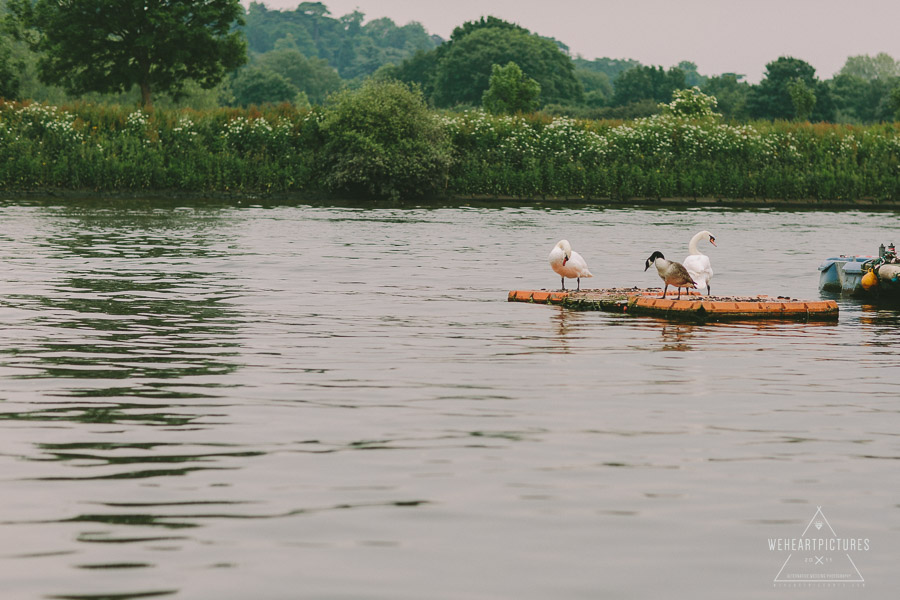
[770,506,868,586]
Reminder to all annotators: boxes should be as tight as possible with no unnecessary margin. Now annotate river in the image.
[0,200,897,599]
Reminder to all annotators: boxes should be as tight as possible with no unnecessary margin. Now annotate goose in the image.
[644,251,697,298]
[683,230,716,295]
[549,240,593,291]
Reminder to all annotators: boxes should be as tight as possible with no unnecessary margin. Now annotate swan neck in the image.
[689,232,705,255]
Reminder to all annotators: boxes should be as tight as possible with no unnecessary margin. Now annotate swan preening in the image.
[549,240,593,291]
[644,251,697,298]
[683,230,716,295]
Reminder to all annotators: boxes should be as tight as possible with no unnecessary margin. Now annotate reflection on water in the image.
[0,202,899,599]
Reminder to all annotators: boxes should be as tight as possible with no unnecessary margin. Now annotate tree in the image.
[256,48,342,104]
[231,67,298,106]
[677,60,706,87]
[701,74,750,121]
[889,85,900,121]
[432,26,582,107]
[8,0,246,106]
[839,53,900,81]
[320,80,452,200]
[573,56,641,83]
[0,32,22,99]
[612,65,686,106]
[576,69,613,107]
[746,56,816,120]
[786,77,816,121]
[660,87,720,119]
[829,73,880,123]
[482,62,541,114]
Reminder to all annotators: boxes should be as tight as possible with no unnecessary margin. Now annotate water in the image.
[0,200,898,599]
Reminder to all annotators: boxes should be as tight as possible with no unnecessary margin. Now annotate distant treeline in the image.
[2,3,899,125]
[2,82,898,203]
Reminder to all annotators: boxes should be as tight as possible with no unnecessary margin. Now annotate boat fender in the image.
[861,269,878,290]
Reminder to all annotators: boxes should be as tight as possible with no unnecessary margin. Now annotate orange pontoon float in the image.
[508,288,838,322]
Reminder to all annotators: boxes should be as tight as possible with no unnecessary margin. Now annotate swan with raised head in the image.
[644,251,696,298]
[549,240,593,291]
[683,230,716,295]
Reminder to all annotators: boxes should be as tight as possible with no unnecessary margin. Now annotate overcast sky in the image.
[246,0,900,83]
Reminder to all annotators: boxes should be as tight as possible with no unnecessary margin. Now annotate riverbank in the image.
[4,189,900,210]
[2,88,899,204]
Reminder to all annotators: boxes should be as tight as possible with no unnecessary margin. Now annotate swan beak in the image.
[562,256,569,266]
[709,237,717,247]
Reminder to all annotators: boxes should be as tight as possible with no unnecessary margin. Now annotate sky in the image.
[245,0,900,83]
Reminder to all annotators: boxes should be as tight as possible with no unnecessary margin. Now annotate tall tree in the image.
[231,67,298,106]
[482,61,541,114]
[0,30,22,99]
[701,74,750,121]
[8,0,246,106]
[787,77,816,121]
[746,56,817,120]
[432,25,582,107]
[839,53,900,81]
[256,48,342,104]
[612,65,686,106]
[677,60,706,87]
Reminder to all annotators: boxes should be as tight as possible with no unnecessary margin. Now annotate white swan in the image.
[644,251,696,298]
[549,240,593,291]
[683,230,716,295]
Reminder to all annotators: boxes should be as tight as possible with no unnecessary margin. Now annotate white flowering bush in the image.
[0,98,897,201]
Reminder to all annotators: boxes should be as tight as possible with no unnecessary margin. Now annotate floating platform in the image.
[508,288,838,322]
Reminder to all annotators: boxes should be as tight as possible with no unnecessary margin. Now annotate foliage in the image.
[573,57,641,82]
[839,53,900,81]
[242,2,438,80]
[0,99,320,193]
[701,74,749,121]
[612,65,686,106]
[660,87,721,119]
[0,30,21,99]
[444,109,900,202]
[255,48,343,104]
[431,25,582,108]
[787,78,816,121]
[8,0,246,106]
[318,80,452,199]
[482,62,541,115]
[677,61,707,87]
[890,86,900,121]
[746,56,817,121]
[2,97,897,204]
[231,67,298,106]
[576,69,613,107]
[829,74,898,124]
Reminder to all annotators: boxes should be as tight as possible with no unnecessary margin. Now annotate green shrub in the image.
[318,80,452,200]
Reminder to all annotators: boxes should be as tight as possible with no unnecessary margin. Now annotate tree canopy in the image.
[430,22,582,108]
[746,56,817,120]
[0,30,21,99]
[612,65,686,106]
[255,48,342,104]
[482,61,541,114]
[8,0,246,106]
[242,2,437,80]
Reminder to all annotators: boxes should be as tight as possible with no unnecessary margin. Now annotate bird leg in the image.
[661,284,668,299]
[561,276,566,291]
[576,277,581,292]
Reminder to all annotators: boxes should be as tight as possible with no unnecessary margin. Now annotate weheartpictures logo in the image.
[769,506,869,588]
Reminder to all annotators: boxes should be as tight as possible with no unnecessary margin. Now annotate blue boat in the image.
[819,244,900,297]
